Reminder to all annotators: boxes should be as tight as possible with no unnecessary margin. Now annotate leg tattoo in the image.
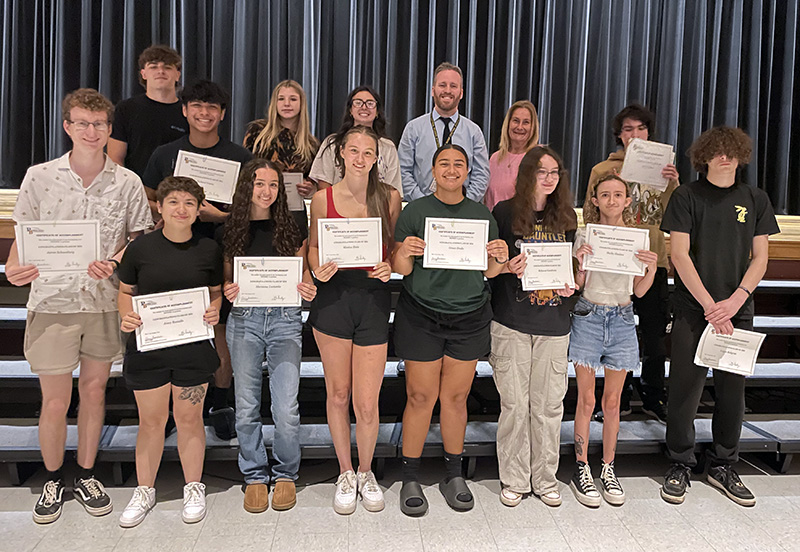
[575,434,585,457]
[179,385,206,406]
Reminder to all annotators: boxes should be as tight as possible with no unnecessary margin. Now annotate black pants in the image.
[631,267,670,403]
[665,308,750,467]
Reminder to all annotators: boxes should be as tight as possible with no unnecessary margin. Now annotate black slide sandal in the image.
[439,476,474,512]
[400,481,428,517]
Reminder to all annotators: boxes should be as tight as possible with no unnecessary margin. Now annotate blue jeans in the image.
[226,306,302,483]
[568,297,640,374]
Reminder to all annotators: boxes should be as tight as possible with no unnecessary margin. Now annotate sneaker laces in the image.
[577,464,595,492]
[336,472,354,494]
[667,464,691,488]
[601,463,622,494]
[39,480,60,507]
[78,477,105,500]
[717,465,745,488]
[184,482,205,506]
[128,486,151,510]
[360,472,380,494]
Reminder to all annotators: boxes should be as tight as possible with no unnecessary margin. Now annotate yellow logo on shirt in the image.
[735,205,748,223]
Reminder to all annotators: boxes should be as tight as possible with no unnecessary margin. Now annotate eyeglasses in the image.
[536,170,561,181]
[67,120,109,132]
[351,99,377,109]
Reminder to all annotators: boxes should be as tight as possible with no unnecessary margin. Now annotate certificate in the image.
[282,172,306,211]
[173,150,240,204]
[582,223,650,276]
[423,217,489,271]
[15,220,101,273]
[233,256,303,307]
[694,324,766,376]
[317,217,383,268]
[132,287,214,352]
[520,242,575,291]
[619,138,675,192]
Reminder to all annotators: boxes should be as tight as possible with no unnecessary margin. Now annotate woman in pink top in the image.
[484,101,540,210]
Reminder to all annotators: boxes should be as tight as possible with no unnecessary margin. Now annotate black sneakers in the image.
[570,461,601,507]
[707,464,756,507]
[661,463,692,504]
[73,475,113,516]
[209,406,237,440]
[33,479,65,524]
[642,400,668,424]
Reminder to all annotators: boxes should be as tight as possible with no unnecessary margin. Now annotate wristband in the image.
[737,285,752,296]
[108,259,120,271]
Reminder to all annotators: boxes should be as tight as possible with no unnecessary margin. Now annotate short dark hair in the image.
[62,88,114,123]
[137,44,182,88]
[612,103,655,146]
[432,143,469,168]
[688,127,753,173]
[179,80,230,111]
[155,176,205,205]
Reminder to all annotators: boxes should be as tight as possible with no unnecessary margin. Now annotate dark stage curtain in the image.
[1,1,798,213]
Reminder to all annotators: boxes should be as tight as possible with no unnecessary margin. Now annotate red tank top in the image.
[324,187,388,269]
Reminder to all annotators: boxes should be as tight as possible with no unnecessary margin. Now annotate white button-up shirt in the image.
[13,153,153,313]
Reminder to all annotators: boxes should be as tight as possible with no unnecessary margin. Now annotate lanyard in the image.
[429,113,461,149]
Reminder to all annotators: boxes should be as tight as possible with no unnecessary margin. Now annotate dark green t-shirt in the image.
[394,194,499,314]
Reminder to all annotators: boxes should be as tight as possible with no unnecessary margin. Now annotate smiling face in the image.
[276,86,301,123]
[158,190,200,229]
[251,167,280,213]
[340,132,378,178]
[591,179,631,220]
[534,154,560,197]
[182,101,225,134]
[431,69,463,116]
[508,107,533,150]
[350,90,377,127]
[619,117,649,149]
[63,107,111,154]
[140,61,181,91]
[432,148,468,193]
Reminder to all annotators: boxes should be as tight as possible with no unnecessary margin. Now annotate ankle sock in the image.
[77,466,94,480]
[212,386,229,410]
[443,451,462,482]
[46,468,63,483]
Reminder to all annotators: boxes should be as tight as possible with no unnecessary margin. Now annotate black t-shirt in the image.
[110,94,188,177]
[142,135,254,239]
[660,177,780,316]
[118,229,223,295]
[490,199,576,336]
[215,210,309,256]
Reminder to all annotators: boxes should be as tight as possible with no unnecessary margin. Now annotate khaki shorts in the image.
[24,311,123,375]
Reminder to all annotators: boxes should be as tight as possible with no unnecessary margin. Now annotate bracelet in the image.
[737,285,752,296]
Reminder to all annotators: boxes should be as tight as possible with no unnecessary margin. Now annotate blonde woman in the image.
[484,101,539,210]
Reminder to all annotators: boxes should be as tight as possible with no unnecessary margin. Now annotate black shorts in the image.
[393,290,492,362]
[123,337,219,391]
[309,270,391,347]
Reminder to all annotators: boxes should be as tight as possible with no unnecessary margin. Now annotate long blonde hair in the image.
[497,100,540,161]
[251,79,316,166]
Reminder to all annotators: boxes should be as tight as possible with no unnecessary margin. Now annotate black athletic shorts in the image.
[309,270,391,347]
[393,289,492,362]
[123,337,219,391]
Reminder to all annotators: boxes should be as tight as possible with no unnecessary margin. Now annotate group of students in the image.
[4,44,780,528]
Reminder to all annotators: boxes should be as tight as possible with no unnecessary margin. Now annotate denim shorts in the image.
[568,296,640,374]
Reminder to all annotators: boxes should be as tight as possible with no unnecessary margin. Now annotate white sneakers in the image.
[119,481,206,528]
[333,470,357,514]
[182,481,207,523]
[357,470,385,512]
[119,486,156,528]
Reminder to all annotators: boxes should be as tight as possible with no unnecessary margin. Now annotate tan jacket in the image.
[584,149,679,268]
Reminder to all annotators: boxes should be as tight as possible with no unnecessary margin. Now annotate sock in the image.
[77,466,94,481]
[46,468,63,483]
[401,456,421,484]
[444,451,462,481]
[213,386,229,410]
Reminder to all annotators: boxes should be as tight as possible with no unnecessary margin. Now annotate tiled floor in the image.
[1,453,799,552]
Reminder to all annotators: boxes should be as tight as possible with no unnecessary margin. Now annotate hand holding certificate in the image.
[694,324,766,376]
[423,217,489,271]
[317,217,383,268]
[133,287,214,352]
[173,150,241,204]
[282,173,307,211]
[581,224,650,276]
[15,220,101,274]
[233,256,303,307]
[619,138,675,192]
[520,242,575,291]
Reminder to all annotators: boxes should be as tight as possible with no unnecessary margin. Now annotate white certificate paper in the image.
[619,138,675,192]
[133,287,213,352]
[694,324,766,376]
[317,217,383,268]
[233,256,302,307]
[520,242,575,291]
[423,217,489,271]
[173,150,241,204]
[282,172,306,211]
[15,220,101,273]
[582,224,650,276]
